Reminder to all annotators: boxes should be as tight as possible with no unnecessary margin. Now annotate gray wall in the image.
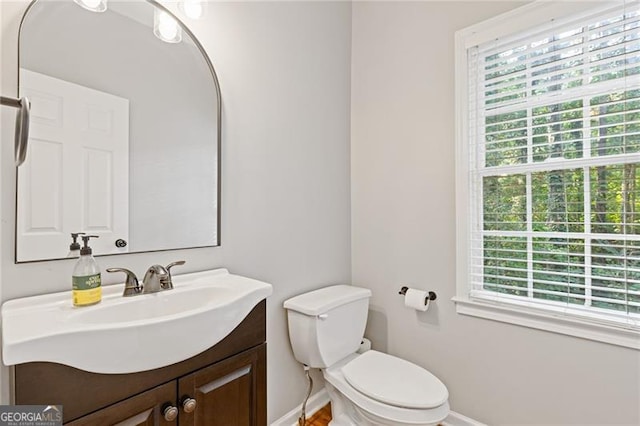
[20,1,218,252]
[1,0,352,421]
[351,2,640,425]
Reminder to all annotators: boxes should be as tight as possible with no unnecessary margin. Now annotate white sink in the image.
[2,268,272,374]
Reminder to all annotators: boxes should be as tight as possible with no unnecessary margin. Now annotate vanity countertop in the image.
[2,268,272,373]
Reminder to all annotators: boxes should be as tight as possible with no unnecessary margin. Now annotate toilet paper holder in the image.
[398,286,437,304]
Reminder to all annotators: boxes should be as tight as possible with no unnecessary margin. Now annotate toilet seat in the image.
[323,353,450,425]
[342,350,448,409]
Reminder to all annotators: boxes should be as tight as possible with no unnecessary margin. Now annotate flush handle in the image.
[318,314,329,320]
[181,396,197,413]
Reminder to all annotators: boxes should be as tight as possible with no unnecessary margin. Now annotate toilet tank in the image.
[284,285,372,368]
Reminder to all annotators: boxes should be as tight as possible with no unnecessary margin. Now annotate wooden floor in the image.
[304,403,332,426]
[303,402,444,426]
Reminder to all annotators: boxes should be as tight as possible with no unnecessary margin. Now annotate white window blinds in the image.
[466,3,640,330]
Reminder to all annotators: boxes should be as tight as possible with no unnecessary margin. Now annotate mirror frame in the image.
[15,0,222,263]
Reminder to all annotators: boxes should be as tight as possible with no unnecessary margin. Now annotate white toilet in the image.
[284,285,450,426]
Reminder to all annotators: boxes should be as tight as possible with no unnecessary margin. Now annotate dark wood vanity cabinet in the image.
[14,301,267,426]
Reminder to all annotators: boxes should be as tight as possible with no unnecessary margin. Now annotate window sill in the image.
[452,296,640,350]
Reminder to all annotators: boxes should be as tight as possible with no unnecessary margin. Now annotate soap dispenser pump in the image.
[67,232,85,258]
[72,235,102,307]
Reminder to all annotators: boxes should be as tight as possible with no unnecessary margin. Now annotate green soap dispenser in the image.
[72,235,102,307]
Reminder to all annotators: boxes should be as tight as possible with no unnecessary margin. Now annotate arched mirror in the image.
[15,0,221,262]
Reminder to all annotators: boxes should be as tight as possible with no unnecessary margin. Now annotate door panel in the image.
[195,366,252,426]
[66,381,176,426]
[178,344,266,426]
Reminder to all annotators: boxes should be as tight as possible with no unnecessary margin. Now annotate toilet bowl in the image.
[284,285,449,426]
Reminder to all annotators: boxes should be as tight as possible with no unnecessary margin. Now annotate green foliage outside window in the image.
[482,91,640,314]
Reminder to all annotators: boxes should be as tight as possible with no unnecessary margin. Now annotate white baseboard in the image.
[271,388,330,426]
[443,410,487,426]
[271,387,486,426]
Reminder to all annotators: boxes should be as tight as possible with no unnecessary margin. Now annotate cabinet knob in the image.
[182,397,197,413]
[163,404,179,421]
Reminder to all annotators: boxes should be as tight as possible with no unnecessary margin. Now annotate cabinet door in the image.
[178,344,266,426]
[66,381,177,426]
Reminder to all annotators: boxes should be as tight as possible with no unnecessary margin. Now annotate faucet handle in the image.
[166,260,185,272]
[106,268,142,297]
[165,261,185,289]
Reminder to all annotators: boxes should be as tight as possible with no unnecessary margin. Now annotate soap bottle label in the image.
[72,273,102,306]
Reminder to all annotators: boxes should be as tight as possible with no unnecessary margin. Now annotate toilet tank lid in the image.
[284,285,371,316]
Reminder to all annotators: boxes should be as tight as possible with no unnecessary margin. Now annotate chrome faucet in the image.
[142,264,169,293]
[107,261,185,296]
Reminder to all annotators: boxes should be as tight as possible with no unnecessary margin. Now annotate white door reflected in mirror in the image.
[17,70,130,262]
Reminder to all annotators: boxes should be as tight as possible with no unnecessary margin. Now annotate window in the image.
[455,2,640,348]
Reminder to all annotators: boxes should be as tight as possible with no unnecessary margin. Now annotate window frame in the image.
[454,0,640,350]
